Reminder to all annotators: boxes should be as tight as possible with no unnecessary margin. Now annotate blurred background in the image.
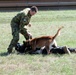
[0,0,76,11]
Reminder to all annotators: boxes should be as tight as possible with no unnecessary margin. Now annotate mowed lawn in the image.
[0,9,76,75]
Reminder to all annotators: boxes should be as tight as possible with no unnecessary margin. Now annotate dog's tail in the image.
[53,26,64,40]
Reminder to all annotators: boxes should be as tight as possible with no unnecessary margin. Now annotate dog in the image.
[24,26,64,54]
[15,41,57,54]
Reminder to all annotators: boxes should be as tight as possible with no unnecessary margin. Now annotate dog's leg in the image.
[45,46,50,54]
[49,40,56,51]
[52,40,57,48]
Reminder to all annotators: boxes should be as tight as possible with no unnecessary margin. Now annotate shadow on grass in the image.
[0,52,8,56]
[0,52,65,57]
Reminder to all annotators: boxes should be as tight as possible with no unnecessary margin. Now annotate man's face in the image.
[30,10,36,16]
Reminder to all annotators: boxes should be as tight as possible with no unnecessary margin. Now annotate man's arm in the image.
[19,15,28,30]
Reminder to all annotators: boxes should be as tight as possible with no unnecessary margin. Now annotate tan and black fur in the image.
[25,26,64,54]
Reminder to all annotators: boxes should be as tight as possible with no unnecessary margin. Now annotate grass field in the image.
[0,9,76,75]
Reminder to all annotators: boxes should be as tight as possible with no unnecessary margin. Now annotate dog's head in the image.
[23,41,32,53]
[23,40,31,47]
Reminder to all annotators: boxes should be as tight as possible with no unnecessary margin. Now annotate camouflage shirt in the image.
[12,8,31,30]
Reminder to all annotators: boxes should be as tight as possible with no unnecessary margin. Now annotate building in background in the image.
[0,0,76,7]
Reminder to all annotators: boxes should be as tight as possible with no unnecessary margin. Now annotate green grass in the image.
[0,10,76,75]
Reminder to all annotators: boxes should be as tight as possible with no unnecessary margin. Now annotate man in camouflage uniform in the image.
[7,6,38,54]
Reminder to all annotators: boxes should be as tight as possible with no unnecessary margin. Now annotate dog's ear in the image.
[23,41,26,44]
[23,41,28,45]
[27,41,30,45]
[23,40,30,46]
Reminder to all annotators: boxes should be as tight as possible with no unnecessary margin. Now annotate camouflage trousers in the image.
[7,22,32,53]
